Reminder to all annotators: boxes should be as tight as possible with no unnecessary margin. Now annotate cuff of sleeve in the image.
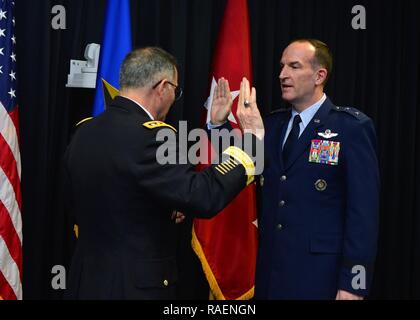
[338,264,373,297]
[222,146,255,186]
[207,121,227,130]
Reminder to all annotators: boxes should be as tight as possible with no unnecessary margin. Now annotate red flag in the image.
[192,0,258,300]
[0,0,23,300]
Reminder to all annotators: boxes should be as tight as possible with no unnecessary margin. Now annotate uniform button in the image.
[259,175,265,187]
[163,280,169,287]
[280,175,287,181]
[277,224,283,230]
[279,200,285,207]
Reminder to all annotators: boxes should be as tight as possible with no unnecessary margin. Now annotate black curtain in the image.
[14,0,420,299]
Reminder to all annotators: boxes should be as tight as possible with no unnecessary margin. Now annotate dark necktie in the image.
[282,114,302,163]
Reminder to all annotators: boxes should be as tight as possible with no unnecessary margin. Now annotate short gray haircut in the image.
[119,47,178,89]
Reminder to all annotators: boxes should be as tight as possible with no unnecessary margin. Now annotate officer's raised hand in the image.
[237,77,265,140]
[210,78,233,125]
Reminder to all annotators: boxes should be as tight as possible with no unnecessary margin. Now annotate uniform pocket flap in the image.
[134,258,178,288]
[310,233,343,254]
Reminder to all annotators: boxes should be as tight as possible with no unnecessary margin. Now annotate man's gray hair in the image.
[119,47,177,89]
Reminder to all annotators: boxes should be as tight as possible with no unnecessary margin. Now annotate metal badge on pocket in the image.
[315,179,327,191]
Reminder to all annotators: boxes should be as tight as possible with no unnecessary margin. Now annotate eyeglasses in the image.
[152,79,183,101]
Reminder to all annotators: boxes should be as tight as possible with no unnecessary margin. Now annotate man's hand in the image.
[171,211,186,224]
[335,290,364,300]
[236,77,264,140]
[210,78,233,125]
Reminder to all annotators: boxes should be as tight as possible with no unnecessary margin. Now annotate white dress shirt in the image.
[121,95,154,120]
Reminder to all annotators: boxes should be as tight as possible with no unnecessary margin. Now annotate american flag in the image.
[0,0,23,300]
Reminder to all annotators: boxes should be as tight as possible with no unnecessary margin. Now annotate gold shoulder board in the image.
[143,121,177,132]
[76,117,93,127]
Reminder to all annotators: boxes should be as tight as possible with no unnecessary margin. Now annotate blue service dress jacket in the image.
[255,97,379,299]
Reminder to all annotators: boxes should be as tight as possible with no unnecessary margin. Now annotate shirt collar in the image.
[120,95,154,120]
[291,93,326,128]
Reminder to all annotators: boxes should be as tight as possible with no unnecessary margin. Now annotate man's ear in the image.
[315,68,328,86]
[155,79,168,98]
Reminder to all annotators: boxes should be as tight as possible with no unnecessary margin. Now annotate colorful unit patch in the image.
[309,139,341,165]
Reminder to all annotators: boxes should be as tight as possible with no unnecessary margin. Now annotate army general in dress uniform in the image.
[210,39,379,300]
[64,47,264,299]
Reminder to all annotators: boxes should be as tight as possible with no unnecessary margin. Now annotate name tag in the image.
[309,139,340,165]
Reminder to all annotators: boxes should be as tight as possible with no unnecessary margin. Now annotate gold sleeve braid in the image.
[221,146,255,186]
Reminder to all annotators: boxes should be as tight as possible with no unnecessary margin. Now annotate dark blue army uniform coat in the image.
[255,97,379,299]
[64,96,257,300]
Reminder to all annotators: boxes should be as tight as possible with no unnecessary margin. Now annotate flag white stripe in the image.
[0,236,22,300]
[0,102,21,178]
[0,166,22,244]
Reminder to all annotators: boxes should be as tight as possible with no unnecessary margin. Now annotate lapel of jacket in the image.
[277,112,292,171]
[283,98,333,171]
[265,111,290,172]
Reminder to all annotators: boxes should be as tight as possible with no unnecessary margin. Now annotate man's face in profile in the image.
[279,41,318,107]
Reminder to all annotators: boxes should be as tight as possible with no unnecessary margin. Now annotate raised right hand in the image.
[236,77,265,140]
[210,78,233,125]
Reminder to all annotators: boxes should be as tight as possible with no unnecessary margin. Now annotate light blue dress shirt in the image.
[282,94,327,147]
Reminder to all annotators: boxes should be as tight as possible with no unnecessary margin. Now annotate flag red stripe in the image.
[0,270,17,300]
[0,135,22,210]
[0,0,23,300]
[0,202,23,277]
[8,108,21,145]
